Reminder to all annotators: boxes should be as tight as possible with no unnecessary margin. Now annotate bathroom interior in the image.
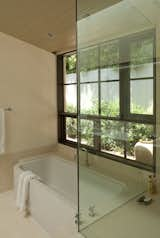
[0,0,159,238]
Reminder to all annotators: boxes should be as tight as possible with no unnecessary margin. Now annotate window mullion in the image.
[94,119,101,151]
[93,46,101,152]
[119,39,130,120]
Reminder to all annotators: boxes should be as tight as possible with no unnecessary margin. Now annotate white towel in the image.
[16,171,39,214]
[16,171,31,209]
[0,109,5,153]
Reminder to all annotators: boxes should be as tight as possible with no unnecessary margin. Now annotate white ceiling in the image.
[0,0,76,53]
[0,0,159,53]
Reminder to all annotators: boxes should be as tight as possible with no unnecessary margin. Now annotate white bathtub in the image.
[14,153,78,238]
[14,153,143,236]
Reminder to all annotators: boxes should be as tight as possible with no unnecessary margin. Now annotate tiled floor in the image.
[0,191,50,238]
[81,193,160,238]
[2,190,160,238]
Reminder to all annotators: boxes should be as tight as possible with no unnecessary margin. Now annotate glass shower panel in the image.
[130,79,153,115]
[64,85,77,113]
[77,0,157,237]
[101,120,125,157]
[80,119,94,146]
[80,83,98,114]
[101,81,120,117]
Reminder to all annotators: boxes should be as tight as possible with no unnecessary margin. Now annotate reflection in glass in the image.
[130,37,154,79]
[130,79,153,115]
[130,63,153,79]
[79,46,98,83]
[80,120,94,146]
[100,41,119,81]
[100,41,119,67]
[130,37,153,65]
[80,69,98,83]
[64,85,77,113]
[101,120,124,157]
[80,83,98,114]
[101,67,119,81]
[101,82,120,117]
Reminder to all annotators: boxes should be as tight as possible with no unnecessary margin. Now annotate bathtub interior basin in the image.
[79,166,144,229]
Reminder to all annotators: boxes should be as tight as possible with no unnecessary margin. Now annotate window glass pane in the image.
[101,82,120,117]
[64,54,77,83]
[80,69,98,83]
[100,41,119,67]
[80,83,98,114]
[100,67,119,81]
[65,73,77,84]
[126,122,153,165]
[100,41,119,81]
[130,37,153,79]
[80,120,94,146]
[101,120,124,157]
[130,63,153,79]
[130,79,153,115]
[79,46,98,83]
[64,85,77,113]
[66,117,77,142]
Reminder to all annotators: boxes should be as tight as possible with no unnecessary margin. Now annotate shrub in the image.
[66,101,153,157]
[66,118,77,139]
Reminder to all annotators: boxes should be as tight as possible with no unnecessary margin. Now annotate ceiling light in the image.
[47,32,54,38]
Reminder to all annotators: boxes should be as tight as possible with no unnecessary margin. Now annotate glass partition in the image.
[77,0,159,237]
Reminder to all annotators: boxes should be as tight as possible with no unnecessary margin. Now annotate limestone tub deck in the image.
[81,192,160,238]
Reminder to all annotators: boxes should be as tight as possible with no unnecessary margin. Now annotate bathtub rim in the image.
[16,152,76,169]
[15,152,127,191]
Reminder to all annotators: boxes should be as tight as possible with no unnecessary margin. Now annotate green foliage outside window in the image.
[65,54,76,74]
[65,34,154,158]
[66,101,153,157]
[66,118,77,139]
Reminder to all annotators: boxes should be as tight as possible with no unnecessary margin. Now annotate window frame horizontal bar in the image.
[130,77,154,81]
[59,113,154,124]
[64,82,77,86]
[62,140,153,172]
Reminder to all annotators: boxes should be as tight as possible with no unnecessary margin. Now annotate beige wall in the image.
[156,27,160,177]
[0,32,57,192]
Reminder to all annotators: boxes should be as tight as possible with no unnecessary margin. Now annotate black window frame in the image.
[57,29,156,172]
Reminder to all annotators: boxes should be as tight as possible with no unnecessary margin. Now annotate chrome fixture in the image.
[75,213,82,225]
[75,213,78,224]
[88,205,96,217]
